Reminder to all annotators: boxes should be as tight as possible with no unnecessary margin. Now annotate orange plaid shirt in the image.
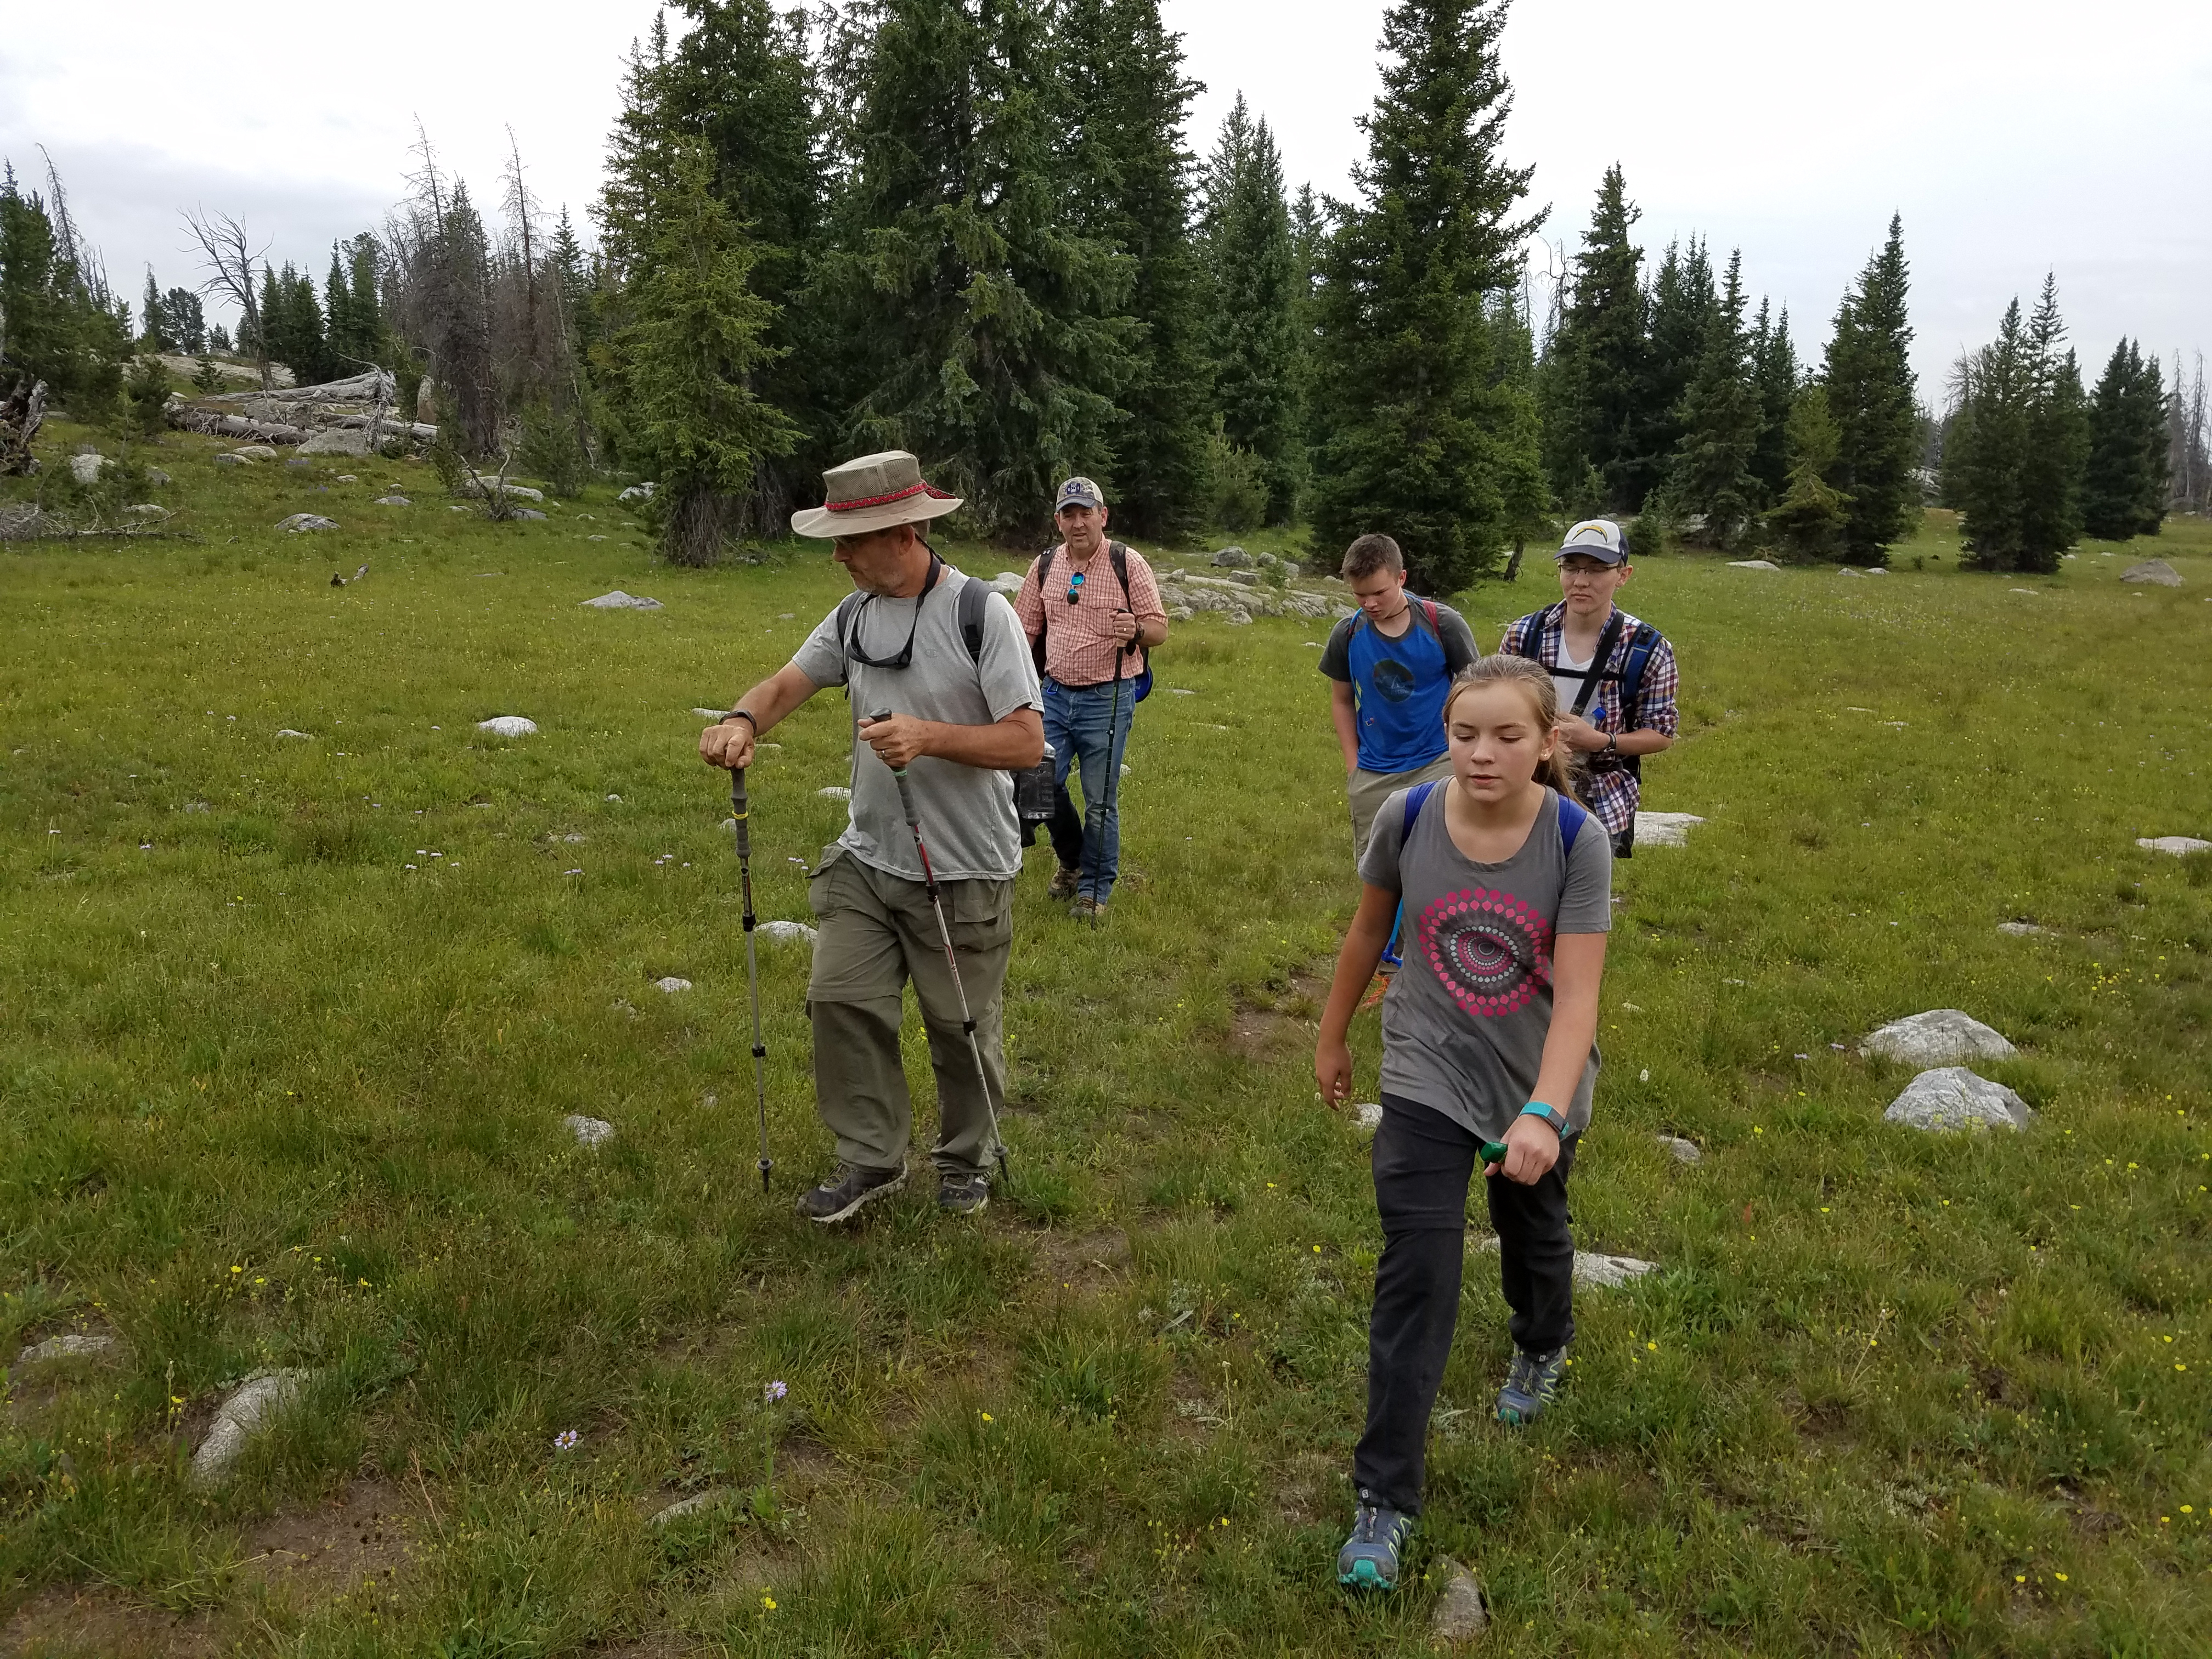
[1013,541,1167,688]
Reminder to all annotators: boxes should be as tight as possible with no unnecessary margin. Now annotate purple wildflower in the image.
[764,1380,788,1403]
[554,1429,580,1452]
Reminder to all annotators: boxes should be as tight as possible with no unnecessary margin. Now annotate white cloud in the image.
[7,0,2204,397]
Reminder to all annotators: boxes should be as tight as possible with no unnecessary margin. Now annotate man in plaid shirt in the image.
[1500,518,1678,859]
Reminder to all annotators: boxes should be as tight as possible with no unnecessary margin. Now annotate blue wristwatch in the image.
[1520,1101,1568,1136]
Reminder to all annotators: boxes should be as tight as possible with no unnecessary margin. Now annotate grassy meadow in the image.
[2,421,2210,1657]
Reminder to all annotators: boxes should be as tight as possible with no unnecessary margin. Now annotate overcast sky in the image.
[5,0,2205,396]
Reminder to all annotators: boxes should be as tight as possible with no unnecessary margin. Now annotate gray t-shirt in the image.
[791,565,1043,882]
[1359,785,1613,1141]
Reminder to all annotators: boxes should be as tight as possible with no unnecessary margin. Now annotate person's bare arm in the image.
[1329,680,1361,772]
[859,707,1045,771]
[1314,883,1398,1107]
[698,663,819,770]
[1560,718,1673,756]
[1492,930,1609,1184]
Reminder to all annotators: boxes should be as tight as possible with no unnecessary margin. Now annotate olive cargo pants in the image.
[805,845,1014,1178]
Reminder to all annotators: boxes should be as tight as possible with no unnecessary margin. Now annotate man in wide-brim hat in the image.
[701,451,1044,1223]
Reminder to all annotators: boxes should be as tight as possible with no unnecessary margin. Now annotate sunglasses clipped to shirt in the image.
[842,551,945,670]
[1065,569,1086,605]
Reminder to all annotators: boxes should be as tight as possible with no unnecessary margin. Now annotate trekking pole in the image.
[1084,621,1130,933]
[730,766,772,1193]
[864,711,1011,1181]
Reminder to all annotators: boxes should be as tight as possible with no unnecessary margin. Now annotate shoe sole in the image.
[802,1169,907,1224]
[1339,1558,1396,1591]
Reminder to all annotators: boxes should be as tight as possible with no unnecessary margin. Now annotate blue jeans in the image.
[1043,676,1136,902]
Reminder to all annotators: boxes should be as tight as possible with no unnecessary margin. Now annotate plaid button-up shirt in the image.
[1499,604,1679,834]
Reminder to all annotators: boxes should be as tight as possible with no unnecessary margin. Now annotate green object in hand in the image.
[1481,1141,1509,1166]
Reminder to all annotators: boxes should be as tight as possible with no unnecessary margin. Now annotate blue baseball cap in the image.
[1055,476,1106,511]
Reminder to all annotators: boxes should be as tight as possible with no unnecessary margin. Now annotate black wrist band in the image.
[724,709,758,730]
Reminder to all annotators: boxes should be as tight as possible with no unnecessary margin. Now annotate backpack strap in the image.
[832,590,867,676]
[1403,780,1442,834]
[1503,603,1562,663]
[1615,622,1660,715]
[1558,794,1588,855]
[955,572,989,665]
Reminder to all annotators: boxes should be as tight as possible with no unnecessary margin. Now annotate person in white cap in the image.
[699,451,1043,1223]
[1499,518,1678,858]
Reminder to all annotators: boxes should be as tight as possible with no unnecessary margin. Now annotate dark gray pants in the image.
[1353,1094,1577,1516]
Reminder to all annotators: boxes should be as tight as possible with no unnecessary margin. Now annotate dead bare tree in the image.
[183,208,272,390]
[2169,349,2208,514]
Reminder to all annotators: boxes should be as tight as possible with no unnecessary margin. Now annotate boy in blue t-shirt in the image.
[1318,533,1482,862]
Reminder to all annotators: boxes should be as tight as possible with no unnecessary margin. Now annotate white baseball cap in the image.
[1556,519,1628,564]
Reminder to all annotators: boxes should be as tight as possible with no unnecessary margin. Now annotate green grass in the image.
[3,422,2210,1656]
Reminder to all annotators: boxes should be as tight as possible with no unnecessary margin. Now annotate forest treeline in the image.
[2,0,2206,584]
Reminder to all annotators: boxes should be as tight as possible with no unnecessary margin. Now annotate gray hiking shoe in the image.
[1336,1494,1414,1591]
[1069,895,1107,922]
[937,1171,990,1216]
[1047,865,1081,901]
[1496,1344,1568,1426]
[794,1161,906,1224]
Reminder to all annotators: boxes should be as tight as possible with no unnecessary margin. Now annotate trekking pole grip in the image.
[730,766,751,859]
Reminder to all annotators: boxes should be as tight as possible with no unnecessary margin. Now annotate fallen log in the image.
[200,369,396,406]
[165,404,312,445]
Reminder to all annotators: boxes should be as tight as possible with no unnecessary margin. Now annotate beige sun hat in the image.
[790,450,964,538]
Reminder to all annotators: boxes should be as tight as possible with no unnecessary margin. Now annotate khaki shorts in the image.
[1346,755,1457,865]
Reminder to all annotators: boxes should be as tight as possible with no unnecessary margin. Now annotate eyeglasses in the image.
[1065,570,1086,606]
[844,552,945,669]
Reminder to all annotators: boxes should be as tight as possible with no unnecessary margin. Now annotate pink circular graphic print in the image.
[1417,887,1554,1017]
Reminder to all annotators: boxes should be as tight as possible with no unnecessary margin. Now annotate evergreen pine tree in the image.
[140,269,170,350]
[0,167,129,407]
[1201,94,1303,523]
[820,0,1135,539]
[2013,273,2086,572]
[159,287,206,354]
[608,142,797,563]
[1537,164,1646,512]
[1053,0,1211,537]
[1288,182,1325,461]
[1624,236,1713,510]
[1667,249,1763,548]
[325,247,358,368]
[1746,298,1798,505]
[1305,0,1541,591]
[1764,383,1850,561]
[1822,214,1918,563]
[2081,338,2170,540]
[1945,298,2033,569]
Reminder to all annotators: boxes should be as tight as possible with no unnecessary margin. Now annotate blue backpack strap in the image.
[1558,794,1589,855]
[1616,622,1660,715]
[1403,780,1441,833]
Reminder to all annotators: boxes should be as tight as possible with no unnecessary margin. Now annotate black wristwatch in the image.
[723,709,758,730]
[1602,732,1619,755]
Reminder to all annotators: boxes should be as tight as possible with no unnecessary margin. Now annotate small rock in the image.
[818,786,851,800]
[190,1370,309,1487]
[1429,1558,1489,1644]
[374,495,411,506]
[458,477,544,501]
[582,591,664,610]
[18,1331,116,1364]
[1635,811,1705,847]
[1884,1067,2034,1132]
[123,502,164,516]
[1655,1135,1701,1165]
[1862,1009,2016,1066]
[274,729,313,740]
[1120,763,1131,776]
[233,445,278,461]
[477,716,539,737]
[1166,604,1194,621]
[1574,1252,1659,1288]
[146,467,171,486]
[757,920,818,945]
[1727,558,1781,571]
[285,456,314,470]
[2138,836,2212,856]
[1996,921,2047,936]
[213,452,244,467]
[650,1489,732,1527]
[2121,559,2182,587]
[693,707,730,720]
[654,977,692,994]
[1170,688,1197,696]
[510,507,548,521]
[565,1114,616,1147]
[334,474,357,483]
[1352,1102,1384,1135]
[298,426,371,457]
[1838,566,1865,578]
[1223,607,1252,626]
[988,571,1025,595]
[277,514,339,533]
[617,482,657,503]
[69,452,108,482]
[1210,546,1252,568]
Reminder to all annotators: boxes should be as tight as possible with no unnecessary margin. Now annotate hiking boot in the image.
[1336,1494,1414,1591]
[1069,896,1107,921]
[937,1170,990,1217]
[794,1161,906,1224]
[1496,1344,1569,1426]
[1047,865,1081,901]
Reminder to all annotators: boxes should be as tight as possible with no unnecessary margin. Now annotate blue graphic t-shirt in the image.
[1319,599,1480,774]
